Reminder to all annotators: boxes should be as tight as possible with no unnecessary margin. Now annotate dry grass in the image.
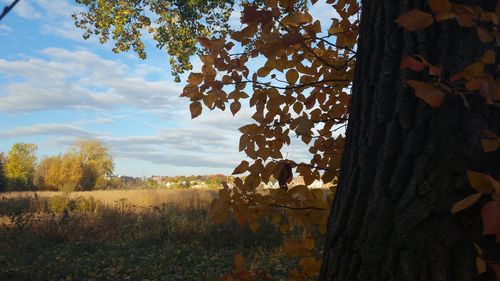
[1,189,218,207]
[0,188,294,280]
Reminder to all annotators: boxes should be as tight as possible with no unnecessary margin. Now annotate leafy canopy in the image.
[74,0,236,81]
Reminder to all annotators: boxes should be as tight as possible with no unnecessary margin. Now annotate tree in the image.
[73,0,235,81]
[75,0,500,280]
[35,153,83,191]
[0,152,6,192]
[319,2,499,280]
[72,139,114,190]
[5,142,37,190]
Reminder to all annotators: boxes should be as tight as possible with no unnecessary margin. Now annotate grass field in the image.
[0,189,310,281]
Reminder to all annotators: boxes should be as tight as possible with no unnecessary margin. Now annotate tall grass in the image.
[0,189,293,280]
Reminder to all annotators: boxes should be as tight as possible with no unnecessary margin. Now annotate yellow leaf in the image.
[280,223,289,234]
[482,49,496,64]
[451,193,482,214]
[407,80,444,108]
[467,170,493,193]
[477,27,494,43]
[428,0,452,13]
[189,102,202,119]
[481,139,500,152]
[395,9,434,32]
[476,257,486,274]
[286,69,299,84]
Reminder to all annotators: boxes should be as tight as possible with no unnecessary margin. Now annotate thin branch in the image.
[232,78,350,90]
[0,0,20,22]
[271,203,327,211]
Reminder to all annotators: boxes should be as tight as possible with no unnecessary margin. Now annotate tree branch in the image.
[0,0,20,22]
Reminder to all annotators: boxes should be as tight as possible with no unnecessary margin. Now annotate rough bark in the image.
[320,1,499,281]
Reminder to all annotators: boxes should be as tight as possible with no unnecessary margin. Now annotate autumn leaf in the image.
[481,201,500,239]
[477,27,493,43]
[299,257,321,277]
[451,193,482,214]
[286,69,299,84]
[467,170,494,194]
[278,163,293,191]
[230,101,241,115]
[187,72,204,85]
[395,9,434,32]
[476,257,487,274]
[400,56,427,72]
[232,161,249,175]
[189,102,202,119]
[407,80,445,107]
[482,49,496,64]
[428,0,452,13]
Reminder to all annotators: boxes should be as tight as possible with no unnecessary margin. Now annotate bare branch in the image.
[0,0,20,22]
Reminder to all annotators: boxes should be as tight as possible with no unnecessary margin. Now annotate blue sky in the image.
[0,0,335,177]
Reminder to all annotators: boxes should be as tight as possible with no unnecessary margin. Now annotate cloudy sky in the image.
[0,0,335,177]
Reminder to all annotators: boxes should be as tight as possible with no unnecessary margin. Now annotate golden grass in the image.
[1,189,218,207]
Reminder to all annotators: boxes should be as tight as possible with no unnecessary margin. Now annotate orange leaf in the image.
[407,80,445,107]
[435,12,456,21]
[395,9,434,32]
[451,193,482,214]
[189,102,202,119]
[482,139,500,153]
[465,79,488,92]
[467,170,494,193]
[482,201,500,238]
[429,0,452,13]
[476,257,487,274]
[400,56,426,72]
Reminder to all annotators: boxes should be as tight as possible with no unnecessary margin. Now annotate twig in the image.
[0,0,20,22]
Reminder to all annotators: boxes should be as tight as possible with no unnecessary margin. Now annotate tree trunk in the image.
[320,1,499,281]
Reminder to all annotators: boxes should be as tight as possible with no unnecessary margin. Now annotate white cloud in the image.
[0,48,182,113]
[1,0,42,20]
[0,24,12,34]
[28,124,244,170]
[0,123,97,138]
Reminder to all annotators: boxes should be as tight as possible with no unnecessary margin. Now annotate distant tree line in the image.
[0,140,115,192]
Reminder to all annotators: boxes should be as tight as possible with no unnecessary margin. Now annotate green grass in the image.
[0,191,299,281]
